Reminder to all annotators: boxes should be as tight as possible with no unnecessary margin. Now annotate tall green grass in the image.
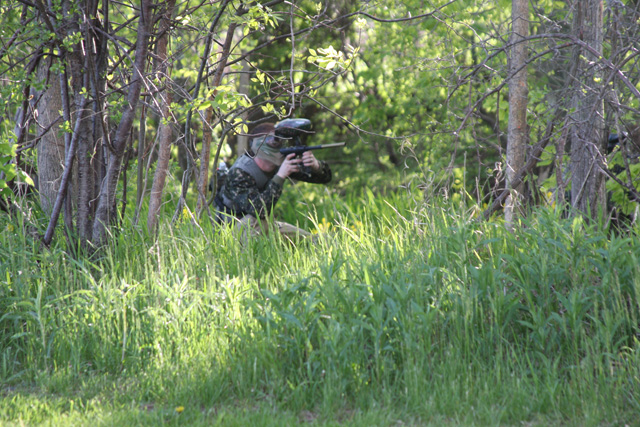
[1,196,639,425]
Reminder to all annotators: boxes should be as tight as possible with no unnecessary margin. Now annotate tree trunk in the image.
[75,0,108,244]
[71,35,99,242]
[42,87,89,246]
[135,103,147,224]
[42,0,97,246]
[505,0,529,228]
[570,0,606,218]
[75,86,95,242]
[147,0,177,233]
[36,59,65,216]
[197,105,215,216]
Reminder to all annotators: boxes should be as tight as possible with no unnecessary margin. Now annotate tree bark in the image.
[505,0,529,228]
[134,103,147,224]
[569,0,606,218]
[75,0,108,244]
[147,0,177,233]
[36,58,66,216]
[43,90,89,246]
[72,8,100,244]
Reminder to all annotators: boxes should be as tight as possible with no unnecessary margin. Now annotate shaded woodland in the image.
[1,0,640,244]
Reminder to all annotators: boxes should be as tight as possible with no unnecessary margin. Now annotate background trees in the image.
[1,0,640,247]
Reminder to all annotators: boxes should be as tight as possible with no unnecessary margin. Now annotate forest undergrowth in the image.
[1,192,639,426]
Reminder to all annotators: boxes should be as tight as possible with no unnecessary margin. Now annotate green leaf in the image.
[17,170,34,186]
[197,101,211,111]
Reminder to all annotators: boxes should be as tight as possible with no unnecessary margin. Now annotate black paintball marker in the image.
[275,118,345,172]
[279,143,346,157]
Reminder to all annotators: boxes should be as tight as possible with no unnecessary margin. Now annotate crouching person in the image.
[214,122,332,242]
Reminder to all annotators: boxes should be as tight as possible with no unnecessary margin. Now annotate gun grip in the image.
[297,154,313,176]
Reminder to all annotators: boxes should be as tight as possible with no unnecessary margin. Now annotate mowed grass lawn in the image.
[2,199,640,426]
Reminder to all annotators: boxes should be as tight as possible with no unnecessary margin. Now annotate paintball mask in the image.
[251,134,285,165]
[250,118,313,165]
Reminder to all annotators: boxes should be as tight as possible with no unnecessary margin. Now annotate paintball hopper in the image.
[275,118,313,144]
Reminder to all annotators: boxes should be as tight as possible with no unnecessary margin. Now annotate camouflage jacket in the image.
[216,155,332,219]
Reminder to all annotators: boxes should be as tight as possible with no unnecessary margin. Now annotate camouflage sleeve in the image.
[220,167,283,218]
[289,160,332,184]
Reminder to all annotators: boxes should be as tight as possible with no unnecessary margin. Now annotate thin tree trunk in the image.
[570,0,606,218]
[92,0,152,244]
[198,106,215,215]
[147,0,177,233]
[134,103,147,224]
[505,0,529,228]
